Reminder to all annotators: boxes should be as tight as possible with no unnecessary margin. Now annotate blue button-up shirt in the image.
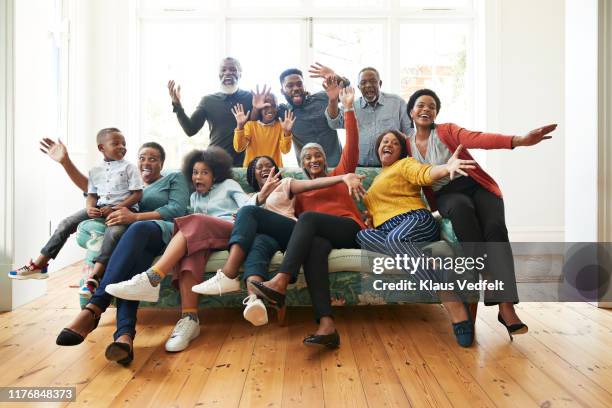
[326,92,410,167]
[279,91,342,167]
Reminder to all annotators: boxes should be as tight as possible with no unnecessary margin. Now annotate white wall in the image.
[484,0,565,242]
[11,0,58,307]
[565,0,599,242]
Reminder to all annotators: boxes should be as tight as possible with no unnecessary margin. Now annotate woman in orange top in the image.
[249,82,365,349]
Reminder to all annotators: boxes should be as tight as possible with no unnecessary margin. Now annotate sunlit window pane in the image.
[140,20,219,168]
[400,23,471,127]
[313,22,385,87]
[230,0,301,8]
[312,0,386,8]
[400,0,472,9]
[139,0,219,11]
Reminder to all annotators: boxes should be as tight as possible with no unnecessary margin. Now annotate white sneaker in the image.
[165,316,200,352]
[105,271,160,302]
[191,269,241,295]
[243,294,268,326]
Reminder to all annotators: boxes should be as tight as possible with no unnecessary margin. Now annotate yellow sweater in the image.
[364,157,434,227]
[233,120,292,167]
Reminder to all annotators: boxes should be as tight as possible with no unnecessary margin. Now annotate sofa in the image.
[76,167,468,309]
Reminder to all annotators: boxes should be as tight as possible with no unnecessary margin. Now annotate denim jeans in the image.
[89,221,164,340]
[228,205,296,282]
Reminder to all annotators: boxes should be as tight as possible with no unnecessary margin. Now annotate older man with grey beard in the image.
[168,57,253,166]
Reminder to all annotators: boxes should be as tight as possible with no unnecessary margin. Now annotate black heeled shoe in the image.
[303,330,340,349]
[248,281,286,309]
[105,341,134,366]
[497,313,528,341]
[451,303,474,348]
[56,306,100,346]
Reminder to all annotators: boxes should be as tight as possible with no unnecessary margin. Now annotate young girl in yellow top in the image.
[232,92,293,167]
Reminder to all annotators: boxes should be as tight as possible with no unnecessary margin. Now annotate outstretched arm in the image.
[40,138,88,192]
[446,123,556,150]
[290,173,366,201]
[428,145,476,181]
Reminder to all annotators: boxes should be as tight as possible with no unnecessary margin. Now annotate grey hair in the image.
[220,57,242,72]
[299,143,328,178]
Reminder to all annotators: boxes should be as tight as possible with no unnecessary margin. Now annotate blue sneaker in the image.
[8,260,49,280]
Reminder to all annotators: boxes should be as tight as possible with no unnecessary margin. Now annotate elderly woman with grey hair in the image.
[248,85,364,349]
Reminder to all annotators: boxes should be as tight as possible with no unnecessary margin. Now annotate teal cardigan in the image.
[140,171,190,244]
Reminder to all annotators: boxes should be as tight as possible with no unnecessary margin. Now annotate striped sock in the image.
[145,266,165,287]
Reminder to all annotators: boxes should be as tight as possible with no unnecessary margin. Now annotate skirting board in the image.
[508,227,565,242]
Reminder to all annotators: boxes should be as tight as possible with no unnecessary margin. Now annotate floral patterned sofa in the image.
[76,167,466,309]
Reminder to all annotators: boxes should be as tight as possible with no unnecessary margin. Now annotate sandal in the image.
[56,305,100,346]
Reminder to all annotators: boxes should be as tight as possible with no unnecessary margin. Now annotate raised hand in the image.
[339,86,355,109]
[280,110,296,135]
[231,103,251,130]
[342,173,367,201]
[308,62,335,80]
[323,75,342,101]
[252,84,272,110]
[167,80,182,104]
[513,124,557,147]
[39,137,68,164]
[446,145,477,179]
[257,167,282,205]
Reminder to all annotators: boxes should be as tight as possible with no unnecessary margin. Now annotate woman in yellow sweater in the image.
[357,130,478,347]
[232,92,293,167]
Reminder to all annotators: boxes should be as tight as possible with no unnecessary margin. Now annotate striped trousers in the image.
[356,209,440,289]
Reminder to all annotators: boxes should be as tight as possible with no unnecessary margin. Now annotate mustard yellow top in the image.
[364,157,434,227]
[233,120,292,167]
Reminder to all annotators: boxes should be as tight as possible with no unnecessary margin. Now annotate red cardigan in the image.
[408,123,514,211]
[295,110,366,229]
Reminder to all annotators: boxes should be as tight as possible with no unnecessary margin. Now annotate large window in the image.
[136,0,476,168]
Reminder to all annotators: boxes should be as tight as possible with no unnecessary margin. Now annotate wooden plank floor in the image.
[1,262,611,408]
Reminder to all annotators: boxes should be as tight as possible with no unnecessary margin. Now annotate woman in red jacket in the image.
[249,83,365,349]
[406,88,556,340]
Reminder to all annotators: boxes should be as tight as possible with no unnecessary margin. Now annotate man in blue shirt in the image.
[273,68,346,167]
[326,67,410,167]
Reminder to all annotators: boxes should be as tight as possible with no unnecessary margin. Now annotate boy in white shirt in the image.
[9,128,143,298]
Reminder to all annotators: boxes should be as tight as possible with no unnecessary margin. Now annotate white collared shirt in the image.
[88,159,144,209]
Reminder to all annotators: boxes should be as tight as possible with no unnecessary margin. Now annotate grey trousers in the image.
[40,208,127,265]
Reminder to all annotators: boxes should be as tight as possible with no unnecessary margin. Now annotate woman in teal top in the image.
[52,140,190,366]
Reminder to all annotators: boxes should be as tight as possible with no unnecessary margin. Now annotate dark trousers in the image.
[41,208,127,266]
[280,212,362,281]
[41,209,90,259]
[436,177,519,305]
[284,212,362,321]
[89,221,164,340]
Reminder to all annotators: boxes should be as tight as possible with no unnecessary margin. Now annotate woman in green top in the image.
[47,139,190,365]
